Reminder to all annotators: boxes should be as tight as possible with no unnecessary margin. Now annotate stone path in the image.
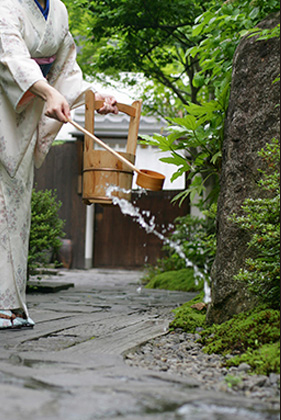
[0,269,279,420]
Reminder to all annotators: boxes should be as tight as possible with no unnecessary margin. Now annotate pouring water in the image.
[106,185,211,303]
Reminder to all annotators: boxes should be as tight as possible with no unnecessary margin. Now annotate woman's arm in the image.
[30,81,119,122]
[30,80,71,122]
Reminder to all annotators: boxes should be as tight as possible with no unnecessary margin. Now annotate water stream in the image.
[106,185,211,303]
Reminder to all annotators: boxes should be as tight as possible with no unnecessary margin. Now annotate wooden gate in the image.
[93,190,189,268]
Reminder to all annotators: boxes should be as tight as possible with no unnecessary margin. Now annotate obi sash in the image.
[33,55,56,78]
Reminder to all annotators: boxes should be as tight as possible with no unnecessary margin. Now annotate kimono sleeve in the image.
[47,30,94,109]
[34,31,96,169]
[0,5,45,112]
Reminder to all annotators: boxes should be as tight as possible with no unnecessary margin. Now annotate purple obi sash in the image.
[33,55,56,77]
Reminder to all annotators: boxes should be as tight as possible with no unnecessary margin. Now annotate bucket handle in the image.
[68,119,142,175]
[93,100,137,117]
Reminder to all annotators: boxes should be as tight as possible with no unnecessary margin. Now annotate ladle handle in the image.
[68,119,141,175]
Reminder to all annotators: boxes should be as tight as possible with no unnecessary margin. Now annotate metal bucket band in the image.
[83,168,133,175]
[83,196,112,201]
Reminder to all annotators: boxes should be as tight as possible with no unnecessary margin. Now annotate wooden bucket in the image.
[82,91,142,205]
[83,150,135,205]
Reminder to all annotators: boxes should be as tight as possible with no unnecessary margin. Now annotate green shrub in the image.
[28,188,65,277]
[230,139,280,309]
[145,268,203,292]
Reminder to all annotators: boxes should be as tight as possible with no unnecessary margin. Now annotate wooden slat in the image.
[126,100,142,155]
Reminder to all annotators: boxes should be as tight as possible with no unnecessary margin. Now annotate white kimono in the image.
[0,0,93,316]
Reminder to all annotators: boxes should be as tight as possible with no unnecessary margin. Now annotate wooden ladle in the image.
[68,119,165,191]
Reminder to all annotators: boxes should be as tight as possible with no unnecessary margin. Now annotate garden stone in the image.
[207,12,280,324]
[196,327,204,332]
[269,373,280,385]
[225,354,235,360]
[237,363,251,372]
[250,376,270,389]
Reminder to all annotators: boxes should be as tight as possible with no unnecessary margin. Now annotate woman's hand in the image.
[30,80,71,123]
[44,89,71,122]
[95,92,118,115]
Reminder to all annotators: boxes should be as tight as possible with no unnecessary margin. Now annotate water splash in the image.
[106,185,211,303]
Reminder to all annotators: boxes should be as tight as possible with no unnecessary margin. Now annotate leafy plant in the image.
[140,88,228,206]
[224,375,243,389]
[28,189,65,277]
[139,1,280,205]
[142,205,216,285]
[230,139,280,309]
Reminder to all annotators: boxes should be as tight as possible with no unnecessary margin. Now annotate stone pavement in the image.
[0,269,279,420]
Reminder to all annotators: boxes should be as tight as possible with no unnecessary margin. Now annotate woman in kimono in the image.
[0,0,118,329]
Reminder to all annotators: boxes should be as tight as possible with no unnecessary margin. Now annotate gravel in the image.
[124,329,280,410]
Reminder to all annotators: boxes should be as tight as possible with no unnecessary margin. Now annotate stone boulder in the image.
[206,13,280,324]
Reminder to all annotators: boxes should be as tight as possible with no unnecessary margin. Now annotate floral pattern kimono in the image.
[0,0,93,317]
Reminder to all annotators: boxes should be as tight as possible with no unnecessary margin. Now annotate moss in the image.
[199,305,280,375]
[200,306,280,354]
[225,342,280,376]
[170,291,206,333]
[145,268,203,292]
[169,299,280,375]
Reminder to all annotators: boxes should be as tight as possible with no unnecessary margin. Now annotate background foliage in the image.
[64,0,280,114]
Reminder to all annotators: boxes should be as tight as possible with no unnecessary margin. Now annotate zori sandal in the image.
[0,310,35,330]
[0,310,14,330]
[12,316,35,329]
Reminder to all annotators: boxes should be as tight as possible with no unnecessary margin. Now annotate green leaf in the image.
[171,189,189,205]
[171,115,198,131]
[193,73,205,88]
[210,150,222,165]
[249,7,259,19]
[161,153,189,167]
[185,46,200,58]
[171,165,189,182]
[192,22,205,37]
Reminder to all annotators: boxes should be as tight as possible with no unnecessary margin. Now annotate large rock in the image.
[206,13,280,324]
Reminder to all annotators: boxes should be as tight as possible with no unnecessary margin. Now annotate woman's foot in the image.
[0,309,35,330]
